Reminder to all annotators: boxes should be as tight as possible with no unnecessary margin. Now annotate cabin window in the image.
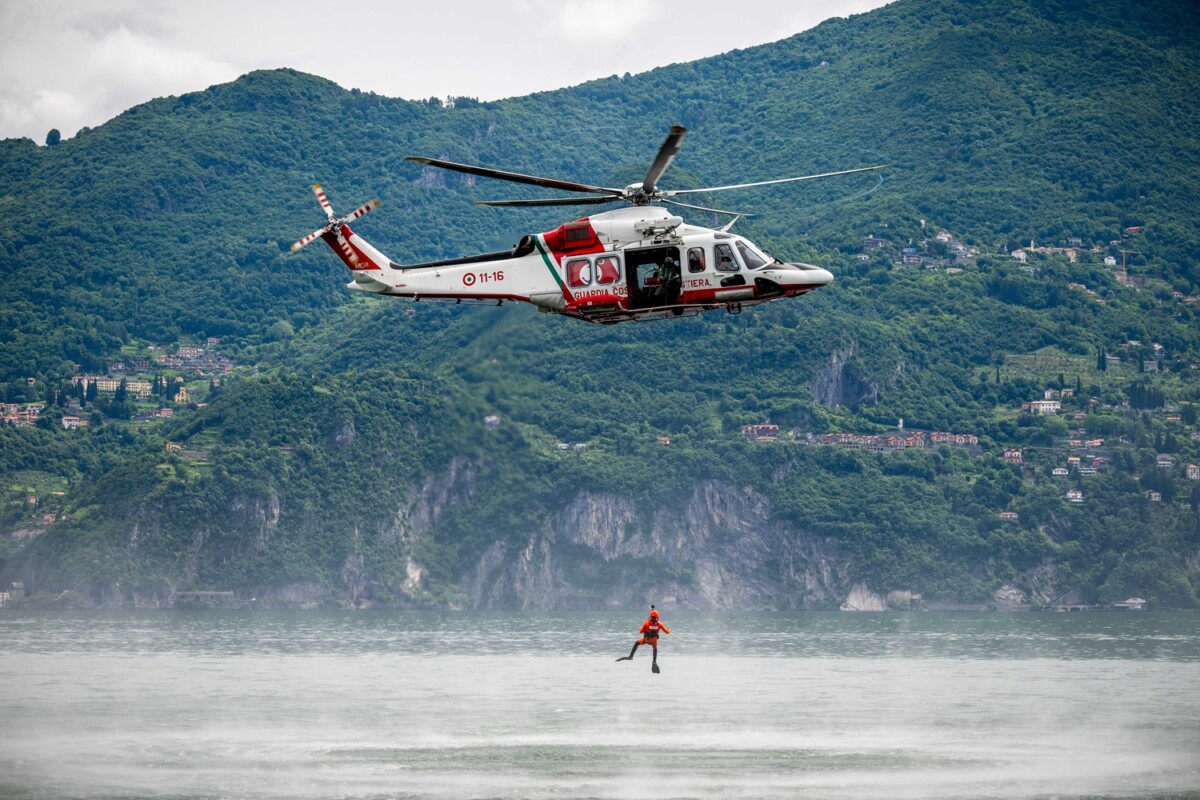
[595,255,620,285]
[715,243,740,272]
[687,247,706,273]
[566,258,592,287]
[736,241,768,269]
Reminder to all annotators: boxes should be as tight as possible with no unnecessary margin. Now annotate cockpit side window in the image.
[715,243,740,272]
[687,247,706,273]
[736,241,768,269]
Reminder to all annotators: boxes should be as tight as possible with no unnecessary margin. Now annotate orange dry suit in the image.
[638,616,671,646]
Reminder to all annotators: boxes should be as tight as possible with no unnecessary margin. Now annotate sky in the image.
[0,0,890,143]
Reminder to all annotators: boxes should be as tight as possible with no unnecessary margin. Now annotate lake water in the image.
[1,611,1198,799]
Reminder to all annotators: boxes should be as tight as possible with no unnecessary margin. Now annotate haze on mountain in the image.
[1,0,1198,611]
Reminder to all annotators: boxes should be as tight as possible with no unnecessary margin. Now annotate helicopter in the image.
[291,126,886,323]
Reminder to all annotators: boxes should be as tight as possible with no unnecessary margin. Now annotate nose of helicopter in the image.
[785,263,834,288]
[807,266,835,286]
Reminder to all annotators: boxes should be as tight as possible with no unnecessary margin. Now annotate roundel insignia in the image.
[463,273,476,286]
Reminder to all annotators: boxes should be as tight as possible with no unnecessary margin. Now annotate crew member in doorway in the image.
[616,605,671,672]
[661,255,681,304]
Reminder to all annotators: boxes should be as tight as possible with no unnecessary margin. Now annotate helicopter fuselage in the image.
[331,205,832,324]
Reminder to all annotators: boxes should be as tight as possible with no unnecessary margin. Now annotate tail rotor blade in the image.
[312,184,336,220]
[335,231,360,265]
[291,227,327,251]
[347,199,380,221]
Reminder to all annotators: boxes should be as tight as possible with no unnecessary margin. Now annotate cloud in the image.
[0,0,892,142]
[0,6,236,142]
[545,0,666,50]
[80,24,236,107]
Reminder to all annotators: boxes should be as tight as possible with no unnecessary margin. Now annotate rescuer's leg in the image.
[651,642,660,673]
[616,641,639,662]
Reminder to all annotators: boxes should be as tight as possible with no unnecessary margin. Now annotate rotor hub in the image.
[624,182,659,205]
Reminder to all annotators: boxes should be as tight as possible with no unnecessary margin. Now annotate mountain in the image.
[1,0,1198,610]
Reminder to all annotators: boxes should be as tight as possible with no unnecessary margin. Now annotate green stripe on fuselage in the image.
[533,236,570,299]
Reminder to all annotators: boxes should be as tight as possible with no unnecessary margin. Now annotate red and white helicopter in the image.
[291,126,886,323]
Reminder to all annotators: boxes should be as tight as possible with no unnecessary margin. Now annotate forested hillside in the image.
[2,0,1198,610]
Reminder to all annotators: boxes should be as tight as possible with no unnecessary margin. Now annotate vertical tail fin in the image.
[290,184,385,272]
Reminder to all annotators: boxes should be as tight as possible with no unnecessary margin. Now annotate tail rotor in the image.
[291,184,380,266]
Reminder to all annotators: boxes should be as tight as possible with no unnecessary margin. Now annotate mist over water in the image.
[1,612,1198,799]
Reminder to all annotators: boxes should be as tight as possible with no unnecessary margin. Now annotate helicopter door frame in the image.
[624,245,683,310]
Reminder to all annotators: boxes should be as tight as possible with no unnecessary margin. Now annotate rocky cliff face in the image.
[810,344,882,410]
[454,480,857,611]
[12,460,906,612]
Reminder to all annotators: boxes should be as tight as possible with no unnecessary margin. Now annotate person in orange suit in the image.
[616,605,670,671]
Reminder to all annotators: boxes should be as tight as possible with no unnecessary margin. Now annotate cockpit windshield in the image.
[735,239,773,270]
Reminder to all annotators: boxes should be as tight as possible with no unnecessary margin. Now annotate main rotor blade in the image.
[405,156,622,197]
[666,164,891,195]
[643,125,687,194]
[661,198,755,217]
[312,184,335,220]
[475,195,618,208]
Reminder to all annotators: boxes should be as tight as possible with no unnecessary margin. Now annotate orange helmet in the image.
[649,609,659,619]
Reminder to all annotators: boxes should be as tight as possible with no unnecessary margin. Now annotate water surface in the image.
[2,611,1197,799]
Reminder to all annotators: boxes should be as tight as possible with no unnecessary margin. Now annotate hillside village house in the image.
[3,402,42,427]
[1066,489,1084,504]
[740,423,780,440]
[1146,491,1162,502]
[812,432,928,451]
[929,432,979,445]
[1029,400,1061,415]
[1003,449,1023,464]
[85,376,152,398]
[1188,464,1200,480]
[1157,454,1174,469]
